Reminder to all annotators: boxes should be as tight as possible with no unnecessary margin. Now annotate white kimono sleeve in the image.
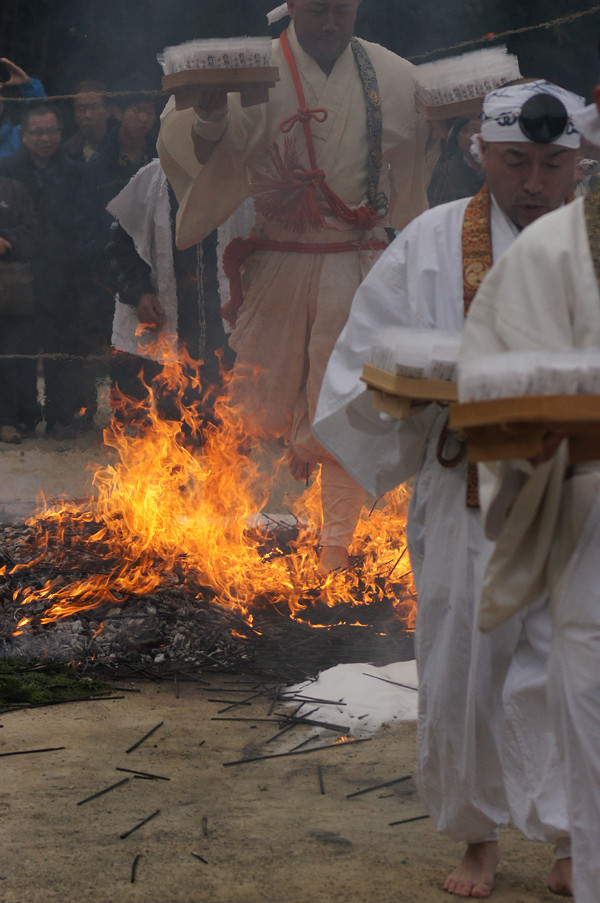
[460,198,600,629]
[314,199,468,496]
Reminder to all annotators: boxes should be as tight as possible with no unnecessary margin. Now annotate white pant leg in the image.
[320,457,366,550]
[501,595,570,852]
[414,465,516,843]
[548,495,600,903]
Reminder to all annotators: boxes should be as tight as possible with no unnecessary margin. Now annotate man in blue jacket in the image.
[0,57,46,158]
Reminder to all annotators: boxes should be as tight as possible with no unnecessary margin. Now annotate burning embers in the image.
[0,343,415,673]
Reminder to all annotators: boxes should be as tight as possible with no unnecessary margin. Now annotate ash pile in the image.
[0,519,414,684]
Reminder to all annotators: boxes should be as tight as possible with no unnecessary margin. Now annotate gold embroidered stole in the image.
[462,183,493,507]
[584,180,600,281]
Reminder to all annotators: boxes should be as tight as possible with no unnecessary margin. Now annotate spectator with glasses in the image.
[0,57,46,159]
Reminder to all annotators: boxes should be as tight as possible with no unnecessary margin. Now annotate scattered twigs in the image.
[223,737,371,766]
[346,775,412,798]
[389,813,430,826]
[77,777,129,805]
[286,715,350,733]
[202,815,209,837]
[317,764,325,795]
[0,746,65,758]
[120,809,161,840]
[280,694,346,706]
[267,684,281,716]
[192,852,208,864]
[362,672,418,692]
[130,853,142,883]
[2,696,124,712]
[174,677,179,699]
[116,766,170,782]
[125,721,164,754]
[265,721,298,744]
[211,716,284,723]
[216,691,266,714]
[388,547,407,578]
[289,734,320,752]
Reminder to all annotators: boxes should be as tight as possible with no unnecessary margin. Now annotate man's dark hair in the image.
[20,101,63,131]
[111,74,156,112]
[71,80,109,104]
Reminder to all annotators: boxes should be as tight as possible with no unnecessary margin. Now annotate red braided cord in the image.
[278,29,378,230]
[221,234,387,327]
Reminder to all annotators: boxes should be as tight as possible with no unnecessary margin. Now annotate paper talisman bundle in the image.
[361,327,460,419]
[414,45,522,120]
[159,37,279,109]
[450,349,600,462]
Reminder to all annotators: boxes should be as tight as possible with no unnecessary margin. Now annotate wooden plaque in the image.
[361,362,458,420]
[449,394,600,463]
[415,94,484,121]
[162,66,280,109]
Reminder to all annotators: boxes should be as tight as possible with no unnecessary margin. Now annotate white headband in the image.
[267,3,289,24]
[572,103,600,147]
[481,80,584,148]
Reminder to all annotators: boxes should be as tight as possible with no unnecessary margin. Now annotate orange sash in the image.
[462,184,493,507]
[436,184,493,508]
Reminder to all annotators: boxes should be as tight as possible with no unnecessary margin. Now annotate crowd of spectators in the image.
[0,56,594,445]
[0,58,229,444]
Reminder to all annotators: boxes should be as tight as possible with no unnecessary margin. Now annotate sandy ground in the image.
[1,681,562,903]
[0,418,564,903]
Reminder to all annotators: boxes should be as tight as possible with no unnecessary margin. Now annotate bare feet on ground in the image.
[288,450,315,481]
[319,545,348,575]
[444,841,500,898]
[547,858,572,896]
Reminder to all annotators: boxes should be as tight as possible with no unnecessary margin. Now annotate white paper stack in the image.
[158,37,272,74]
[370,327,462,381]
[458,349,600,402]
[415,45,521,108]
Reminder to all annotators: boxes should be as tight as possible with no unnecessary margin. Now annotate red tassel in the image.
[221,237,256,328]
[253,138,326,233]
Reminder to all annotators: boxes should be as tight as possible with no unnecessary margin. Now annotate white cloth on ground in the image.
[460,196,600,900]
[313,194,569,846]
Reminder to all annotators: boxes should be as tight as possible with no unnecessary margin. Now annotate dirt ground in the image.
[1,681,562,903]
[0,422,563,903]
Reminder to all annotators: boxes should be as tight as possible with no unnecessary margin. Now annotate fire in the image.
[9,340,416,633]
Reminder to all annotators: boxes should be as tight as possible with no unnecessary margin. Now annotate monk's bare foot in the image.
[319,545,348,575]
[547,858,572,896]
[444,841,500,898]
[288,451,315,481]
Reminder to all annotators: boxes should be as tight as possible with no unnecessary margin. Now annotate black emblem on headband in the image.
[518,93,569,143]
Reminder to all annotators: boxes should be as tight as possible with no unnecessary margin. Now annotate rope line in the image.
[2,5,597,363]
[0,352,112,361]
[1,2,600,105]
[407,3,600,61]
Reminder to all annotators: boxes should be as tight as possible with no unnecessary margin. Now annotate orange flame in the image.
[12,339,416,632]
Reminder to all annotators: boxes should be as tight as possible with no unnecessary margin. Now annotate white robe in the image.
[107,160,255,359]
[461,196,600,902]
[158,22,434,460]
[108,159,178,362]
[313,195,569,848]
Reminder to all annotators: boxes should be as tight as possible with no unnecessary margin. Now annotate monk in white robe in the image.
[459,90,600,902]
[158,0,435,572]
[314,81,584,897]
